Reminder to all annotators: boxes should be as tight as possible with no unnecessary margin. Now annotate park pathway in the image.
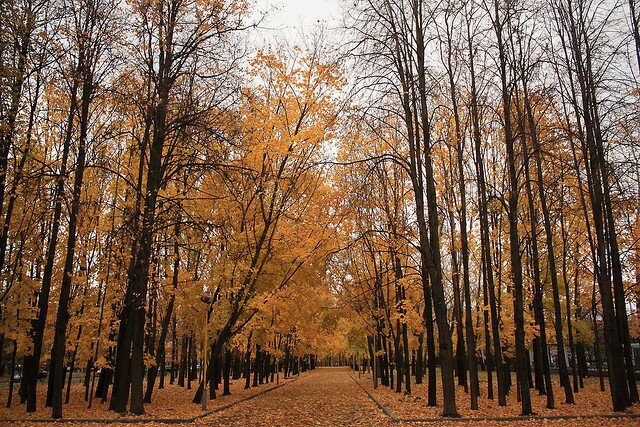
[198,367,391,427]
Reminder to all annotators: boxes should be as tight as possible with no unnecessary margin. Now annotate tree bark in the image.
[51,39,93,419]
[144,223,180,403]
[24,60,80,414]
[556,0,630,408]
[492,0,532,413]
[468,25,506,405]
[516,80,555,409]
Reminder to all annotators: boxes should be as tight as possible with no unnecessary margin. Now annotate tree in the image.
[550,0,636,410]
[488,0,532,414]
[48,0,119,418]
[191,43,344,404]
[110,0,249,414]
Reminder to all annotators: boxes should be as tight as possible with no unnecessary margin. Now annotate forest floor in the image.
[197,366,391,426]
[354,368,640,425]
[0,367,639,426]
[0,371,299,423]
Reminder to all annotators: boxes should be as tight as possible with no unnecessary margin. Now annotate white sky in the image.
[253,0,342,41]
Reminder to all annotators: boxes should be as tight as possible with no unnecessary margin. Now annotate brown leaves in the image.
[200,367,391,427]
[356,371,640,420]
[0,374,297,423]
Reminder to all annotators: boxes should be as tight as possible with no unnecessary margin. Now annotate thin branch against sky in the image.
[253,0,341,40]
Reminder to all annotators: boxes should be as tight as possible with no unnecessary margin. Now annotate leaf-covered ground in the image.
[1,368,639,426]
[197,366,391,426]
[395,419,640,427]
[355,369,640,422]
[0,373,295,422]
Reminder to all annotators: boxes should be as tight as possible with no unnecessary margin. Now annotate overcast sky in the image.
[253,0,342,41]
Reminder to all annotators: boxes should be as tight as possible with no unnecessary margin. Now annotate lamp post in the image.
[200,292,214,411]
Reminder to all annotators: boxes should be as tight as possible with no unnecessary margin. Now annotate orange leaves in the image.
[358,372,640,420]
[167,42,347,356]
[0,372,299,423]
[243,45,344,153]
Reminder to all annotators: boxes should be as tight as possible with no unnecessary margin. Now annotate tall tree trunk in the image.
[448,222,467,391]
[6,340,17,407]
[51,47,93,419]
[253,344,261,387]
[0,0,36,252]
[144,222,180,403]
[595,105,639,405]
[468,26,505,406]
[170,314,177,385]
[493,0,531,414]
[591,281,606,392]
[527,92,574,405]
[392,253,410,394]
[560,205,579,393]
[178,336,187,387]
[517,83,555,409]
[457,111,479,409]
[24,63,80,414]
[411,3,457,412]
[415,333,423,385]
[223,346,231,396]
[554,0,631,409]
[244,333,252,389]
[111,0,180,413]
[443,15,476,398]
[110,87,152,414]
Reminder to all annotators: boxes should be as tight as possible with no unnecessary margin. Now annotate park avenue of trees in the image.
[0,0,639,420]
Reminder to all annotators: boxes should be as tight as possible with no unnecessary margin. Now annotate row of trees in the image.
[0,0,351,418]
[335,0,639,417]
[0,0,639,420]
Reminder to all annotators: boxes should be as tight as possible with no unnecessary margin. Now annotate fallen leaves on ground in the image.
[395,418,639,427]
[197,367,392,426]
[0,374,296,423]
[2,369,637,427]
[355,370,640,420]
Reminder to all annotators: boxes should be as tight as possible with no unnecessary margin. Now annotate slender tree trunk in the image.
[526,92,574,405]
[412,4,457,411]
[111,1,180,412]
[590,277,605,392]
[159,357,166,389]
[187,335,193,390]
[401,290,411,394]
[65,345,79,405]
[517,84,555,409]
[0,0,36,255]
[555,0,630,409]
[110,99,151,414]
[244,333,252,389]
[51,49,93,419]
[493,0,531,413]
[223,346,231,396]
[469,29,505,405]
[559,205,579,393]
[7,340,17,407]
[448,224,467,391]
[170,315,177,385]
[24,66,80,414]
[415,333,423,384]
[178,336,187,387]
[458,132,479,408]
[144,222,180,403]
[253,344,261,387]
[443,18,477,399]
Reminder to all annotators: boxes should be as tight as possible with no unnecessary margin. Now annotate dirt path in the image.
[197,367,391,427]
